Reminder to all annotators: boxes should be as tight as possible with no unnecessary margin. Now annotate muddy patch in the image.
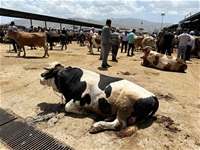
[117,71,137,76]
[155,92,175,101]
[155,115,181,133]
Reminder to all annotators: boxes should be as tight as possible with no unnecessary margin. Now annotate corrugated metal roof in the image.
[0,7,104,29]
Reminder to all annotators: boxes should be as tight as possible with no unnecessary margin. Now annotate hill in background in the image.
[2,17,172,33]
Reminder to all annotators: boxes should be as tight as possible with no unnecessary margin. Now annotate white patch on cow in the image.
[40,77,59,92]
[91,35,101,47]
[110,80,155,98]
[65,100,88,115]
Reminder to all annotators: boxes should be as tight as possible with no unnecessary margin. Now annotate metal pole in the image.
[45,21,47,29]
[30,19,32,26]
[161,13,165,31]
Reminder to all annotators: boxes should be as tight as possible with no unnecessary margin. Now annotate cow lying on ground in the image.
[46,32,67,50]
[6,29,48,57]
[86,34,101,54]
[141,46,187,72]
[40,62,159,137]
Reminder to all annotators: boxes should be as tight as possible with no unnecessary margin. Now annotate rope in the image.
[24,111,58,125]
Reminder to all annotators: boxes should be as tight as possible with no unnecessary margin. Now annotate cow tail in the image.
[146,96,159,120]
[116,126,138,138]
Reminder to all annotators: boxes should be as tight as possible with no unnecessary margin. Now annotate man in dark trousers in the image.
[127,29,136,56]
[111,27,121,62]
[159,28,175,56]
[157,27,167,53]
[101,19,112,68]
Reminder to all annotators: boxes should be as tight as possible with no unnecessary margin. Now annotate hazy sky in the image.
[0,0,200,24]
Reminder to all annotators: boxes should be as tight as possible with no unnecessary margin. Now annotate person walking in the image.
[29,25,37,50]
[101,19,112,68]
[157,27,167,53]
[127,29,136,56]
[177,28,191,60]
[121,30,128,53]
[111,27,121,62]
[186,31,195,61]
[8,21,19,52]
[159,28,175,56]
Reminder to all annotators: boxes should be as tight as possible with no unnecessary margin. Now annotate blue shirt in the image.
[8,25,18,31]
[128,32,135,44]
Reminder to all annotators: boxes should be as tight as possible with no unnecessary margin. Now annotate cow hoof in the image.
[88,126,101,134]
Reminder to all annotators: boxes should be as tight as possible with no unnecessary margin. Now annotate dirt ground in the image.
[0,42,200,150]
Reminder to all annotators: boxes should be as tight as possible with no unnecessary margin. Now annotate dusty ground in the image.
[0,42,200,150]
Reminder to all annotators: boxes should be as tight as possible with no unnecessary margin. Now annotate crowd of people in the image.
[6,20,197,67]
[157,27,195,61]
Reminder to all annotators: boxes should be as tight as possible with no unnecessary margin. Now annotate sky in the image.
[0,0,200,25]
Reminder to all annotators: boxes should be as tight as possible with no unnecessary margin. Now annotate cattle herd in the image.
[1,26,200,137]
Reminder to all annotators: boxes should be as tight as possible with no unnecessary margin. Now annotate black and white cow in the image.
[40,62,159,136]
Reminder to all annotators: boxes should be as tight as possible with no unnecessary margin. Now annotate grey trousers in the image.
[101,44,110,66]
[177,46,187,60]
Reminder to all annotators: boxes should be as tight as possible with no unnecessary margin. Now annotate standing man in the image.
[101,19,112,68]
[157,27,167,53]
[177,28,191,60]
[29,25,37,50]
[127,29,136,56]
[186,31,195,61]
[90,27,95,35]
[111,27,121,62]
[8,21,19,53]
[159,28,175,56]
[121,30,128,53]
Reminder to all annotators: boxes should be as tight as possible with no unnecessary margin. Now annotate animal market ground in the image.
[0,42,200,150]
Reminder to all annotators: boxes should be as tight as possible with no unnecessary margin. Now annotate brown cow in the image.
[6,29,48,57]
[86,34,101,54]
[141,46,187,72]
[142,36,156,50]
[134,36,144,51]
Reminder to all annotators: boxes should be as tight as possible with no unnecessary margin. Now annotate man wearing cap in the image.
[177,28,191,60]
[8,21,20,52]
[111,27,121,62]
[101,19,112,68]
[186,31,195,61]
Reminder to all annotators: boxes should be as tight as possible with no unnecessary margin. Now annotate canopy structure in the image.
[0,8,105,29]
[168,12,200,34]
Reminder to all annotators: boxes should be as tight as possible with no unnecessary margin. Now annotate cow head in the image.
[40,62,64,92]
[6,29,16,39]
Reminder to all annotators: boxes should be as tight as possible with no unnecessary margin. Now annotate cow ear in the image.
[55,64,64,69]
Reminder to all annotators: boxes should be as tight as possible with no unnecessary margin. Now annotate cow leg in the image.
[65,100,88,115]
[65,43,67,50]
[61,44,64,50]
[50,43,53,50]
[43,46,49,57]
[22,47,26,57]
[89,118,127,133]
[17,48,21,57]
[89,44,94,54]
[89,96,134,133]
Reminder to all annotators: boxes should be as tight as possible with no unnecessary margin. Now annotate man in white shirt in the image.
[178,28,191,60]
[90,27,95,35]
[121,30,128,53]
[186,31,195,61]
